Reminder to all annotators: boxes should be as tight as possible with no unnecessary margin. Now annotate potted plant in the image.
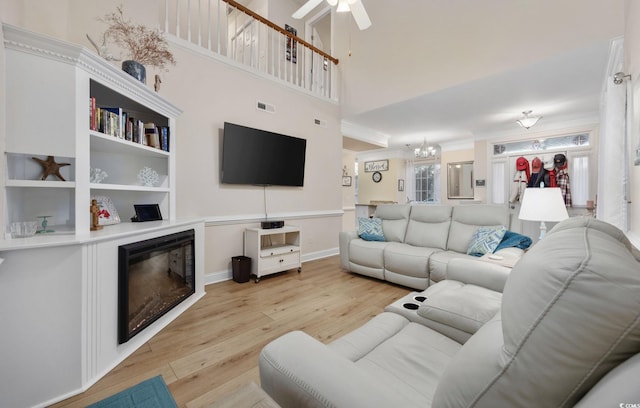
[100,6,176,83]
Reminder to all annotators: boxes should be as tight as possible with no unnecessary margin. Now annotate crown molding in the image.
[2,23,182,117]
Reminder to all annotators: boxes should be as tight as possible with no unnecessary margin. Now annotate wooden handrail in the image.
[222,0,339,65]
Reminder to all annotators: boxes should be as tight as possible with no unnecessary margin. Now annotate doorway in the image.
[304,6,333,95]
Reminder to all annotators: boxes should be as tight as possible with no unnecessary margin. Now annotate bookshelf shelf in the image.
[6,180,76,188]
[90,183,170,192]
[90,131,170,158]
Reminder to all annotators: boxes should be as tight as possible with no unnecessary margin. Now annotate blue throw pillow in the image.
[467,225,507,257]
[357,217,385,241]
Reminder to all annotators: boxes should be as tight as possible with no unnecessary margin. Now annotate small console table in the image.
[244,226,301,283]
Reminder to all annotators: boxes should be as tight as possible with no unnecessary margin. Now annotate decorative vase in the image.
[122,60,146,84]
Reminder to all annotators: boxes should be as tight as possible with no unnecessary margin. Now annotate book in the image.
[144,122,160,148]
[89,97,97,131]
[102,107,124,138]
[159,126,170,152]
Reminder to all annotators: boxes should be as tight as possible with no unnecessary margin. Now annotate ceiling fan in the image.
[293,0,371,30]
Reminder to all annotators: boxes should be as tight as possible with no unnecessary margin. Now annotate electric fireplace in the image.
[118,229,195,344]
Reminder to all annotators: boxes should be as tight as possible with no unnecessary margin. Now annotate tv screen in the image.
[221,122,307,186]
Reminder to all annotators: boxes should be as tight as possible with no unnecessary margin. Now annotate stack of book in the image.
[89,97,170,152]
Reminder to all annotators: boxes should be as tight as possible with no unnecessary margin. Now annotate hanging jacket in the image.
[542,156,557,187]
[509,170,529,203]
[556,167,572,206]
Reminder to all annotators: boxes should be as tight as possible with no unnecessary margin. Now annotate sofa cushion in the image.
[383,242,440,279]
[348,238,387,269]
[375,204,411,242]
[404,205,452,249]
[447,205,510,253]
[417,283,502,334]
[433,218,640,407]
[357,217,385,241]
[466,225,507,256]
[353,320,461,406]
[428,250,479,283]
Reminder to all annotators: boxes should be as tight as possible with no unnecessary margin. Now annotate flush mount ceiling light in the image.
[516,110,542,129]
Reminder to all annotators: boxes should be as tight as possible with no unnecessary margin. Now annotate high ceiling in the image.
[324,0,625,153]
[344,39,613,150]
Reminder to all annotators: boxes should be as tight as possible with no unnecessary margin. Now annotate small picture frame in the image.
[132,204,163,222]
[91,195,120,226]
[398,179,405,191]
[342,176,352,187]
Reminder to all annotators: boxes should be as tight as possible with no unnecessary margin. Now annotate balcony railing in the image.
[162,0,339,100]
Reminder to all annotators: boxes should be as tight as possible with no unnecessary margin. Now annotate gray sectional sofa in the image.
[339,204,522,289]
[259,218,640,407]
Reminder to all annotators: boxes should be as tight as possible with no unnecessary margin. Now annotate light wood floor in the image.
[51,255,410,407]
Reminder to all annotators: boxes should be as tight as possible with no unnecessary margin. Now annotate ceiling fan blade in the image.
[292,0,325,19]
[349,0,371,30]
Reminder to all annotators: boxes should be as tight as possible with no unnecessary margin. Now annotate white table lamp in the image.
[518,187,569,239]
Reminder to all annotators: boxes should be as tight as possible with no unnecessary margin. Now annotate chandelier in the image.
[414,138,436,159]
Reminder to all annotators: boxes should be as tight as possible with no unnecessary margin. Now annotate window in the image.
[414,163,441,203]
[571,155,589,206]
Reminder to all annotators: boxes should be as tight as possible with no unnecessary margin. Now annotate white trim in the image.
[203,247,339,286]
[204,209,343,226]
[341,120,390,147]
[2,23,182,118]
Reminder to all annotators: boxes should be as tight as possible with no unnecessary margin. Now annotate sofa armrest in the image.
[339,230,358,270]
[259,331,410,408]
[446,258,511,293]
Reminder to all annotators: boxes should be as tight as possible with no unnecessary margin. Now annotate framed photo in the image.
[285,24,297,63]
[364,160,389,172]
[398,179,404,191]
[342,176,352,186]
[133,204,163,222]
[91,195,120,226]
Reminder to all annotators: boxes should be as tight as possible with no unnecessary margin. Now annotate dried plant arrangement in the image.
[100,6,176,71]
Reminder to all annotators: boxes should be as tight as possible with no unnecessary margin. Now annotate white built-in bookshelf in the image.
[2,23,180,244]
[0,24,206,408]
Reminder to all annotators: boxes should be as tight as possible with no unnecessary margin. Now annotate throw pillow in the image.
[467,225,507,257]
[357,217,385,241]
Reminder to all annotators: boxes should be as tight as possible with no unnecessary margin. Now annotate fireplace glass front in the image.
[118,229,195,344]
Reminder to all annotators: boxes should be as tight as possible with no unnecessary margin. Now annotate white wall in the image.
[0,0,344,283]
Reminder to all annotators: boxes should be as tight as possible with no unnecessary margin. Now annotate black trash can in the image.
[232,255,251,283]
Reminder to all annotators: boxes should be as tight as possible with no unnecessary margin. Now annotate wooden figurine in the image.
[90,199,103,231]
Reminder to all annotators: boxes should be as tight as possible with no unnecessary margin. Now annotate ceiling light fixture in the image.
[414,138,436,159]
[336,0,350,12]
[516,110,542,129]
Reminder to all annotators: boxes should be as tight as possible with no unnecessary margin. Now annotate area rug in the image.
[87,375,178,408]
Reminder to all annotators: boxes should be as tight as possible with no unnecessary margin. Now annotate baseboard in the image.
[203,247,339,286]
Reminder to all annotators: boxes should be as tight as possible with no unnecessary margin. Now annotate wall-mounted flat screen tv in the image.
[221,122,307,187]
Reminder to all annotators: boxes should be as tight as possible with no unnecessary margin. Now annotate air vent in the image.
[314,118,327,128]
[256,100,275,113]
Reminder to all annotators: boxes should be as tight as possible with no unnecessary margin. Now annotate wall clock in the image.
[372,171,382,183]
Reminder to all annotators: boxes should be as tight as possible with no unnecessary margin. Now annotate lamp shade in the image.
[519,188,569,222]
